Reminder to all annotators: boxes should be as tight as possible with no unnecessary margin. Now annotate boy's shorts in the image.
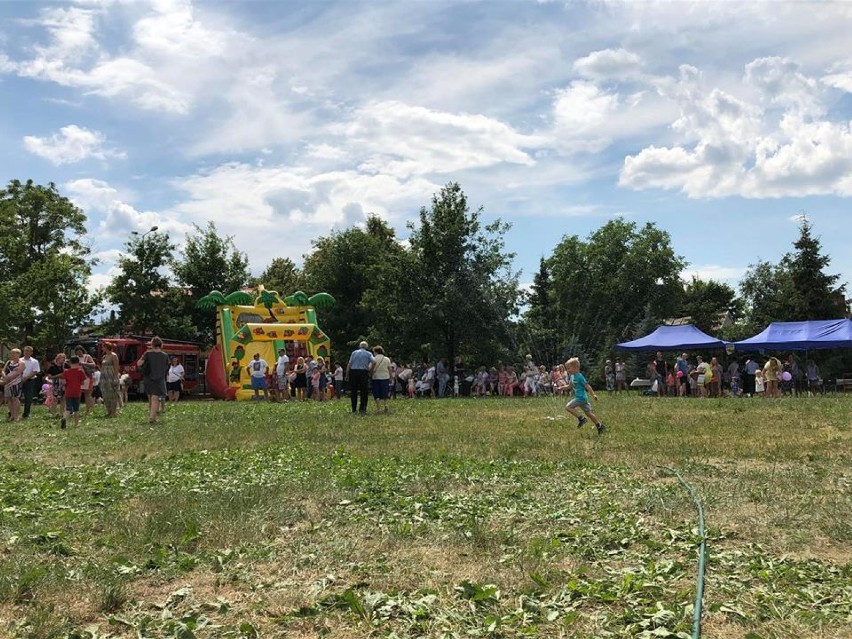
[251,376,267,391]
[567,398,592,412]
[66,397,81,414]
[277,374,288,391]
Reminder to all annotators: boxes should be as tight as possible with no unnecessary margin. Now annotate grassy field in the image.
[0,394,849,639]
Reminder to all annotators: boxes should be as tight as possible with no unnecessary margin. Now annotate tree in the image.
[248,257,303,295]
[739,219,846,332]
[519,258,560,365]
[172,222,249,344]
[786,218,846,320]
[0,179,98,353]
[379,183,521,367]
[739,260,794,332]
[301,215,404,356]
[680,276,742,335]
[547,219,685,371]
[107,231,194,339]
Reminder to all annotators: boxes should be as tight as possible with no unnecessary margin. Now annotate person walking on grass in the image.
[1,349,24,423]
[764,356,782,398]
[137,336,170,424]
[60,356,87,429]
[676,353,690,397]
[369,345,392,413]
[100,342,121,418]
[20,345,40,420]
[346,341,374,414]
[564,357,605,435]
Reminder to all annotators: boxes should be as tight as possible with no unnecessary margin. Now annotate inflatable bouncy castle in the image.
[197,287,335,401]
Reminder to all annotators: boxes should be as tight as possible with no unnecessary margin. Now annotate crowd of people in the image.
[1,338,834,427]
[637,350,825,398]
[0,337,187,426]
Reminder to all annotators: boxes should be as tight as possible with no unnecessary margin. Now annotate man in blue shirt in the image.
[346,341,374,414]
[676,353,690,397]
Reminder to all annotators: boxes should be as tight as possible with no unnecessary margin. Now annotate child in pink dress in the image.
[310,367,322,401]
[41,381,54,407]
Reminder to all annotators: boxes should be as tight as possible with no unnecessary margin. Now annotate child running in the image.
[564,357,606,435]
[61,356,87,429]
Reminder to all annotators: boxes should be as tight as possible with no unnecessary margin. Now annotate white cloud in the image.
[745,56,823,116]
[88,248,125,290]
[619,58,852,198]
[0,53,15,73]
[132,0,232,59]
[552,81,620,153]
[64,177,191,238]
[551,81,675,154]
[335,101,549,177]
[573,48,642,80]
[822,61,852,93]
[23,125,123,165]
[9,1,248,114]
[65,178,129,210]
[169,161,440,267]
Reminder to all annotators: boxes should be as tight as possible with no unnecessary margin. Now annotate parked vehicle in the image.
[64,335,202,395]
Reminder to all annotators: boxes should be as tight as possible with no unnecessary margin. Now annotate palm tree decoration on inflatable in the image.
[196,290,253,310]
[257,285,281,320]
[196,285,335,401]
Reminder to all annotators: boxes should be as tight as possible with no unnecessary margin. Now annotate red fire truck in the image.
[64,335,202,395]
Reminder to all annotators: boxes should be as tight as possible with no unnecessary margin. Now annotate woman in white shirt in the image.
[166,356,185,403]
[369,346,392,413]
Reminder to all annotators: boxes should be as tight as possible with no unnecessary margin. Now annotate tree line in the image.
[1,179,848,374]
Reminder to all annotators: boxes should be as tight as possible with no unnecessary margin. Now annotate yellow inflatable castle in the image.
[196,287,335,401]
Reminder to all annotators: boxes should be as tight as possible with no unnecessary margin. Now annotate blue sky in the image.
[1,0,851,295]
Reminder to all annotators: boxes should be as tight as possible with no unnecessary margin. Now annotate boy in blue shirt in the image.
[565,357,605,434]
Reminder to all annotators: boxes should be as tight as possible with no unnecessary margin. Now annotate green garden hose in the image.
[658,466,706,639]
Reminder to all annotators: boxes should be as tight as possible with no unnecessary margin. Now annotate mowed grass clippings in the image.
[0,395,847,638]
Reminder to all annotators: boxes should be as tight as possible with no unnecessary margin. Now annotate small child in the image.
[229,359,241,383]
[61,356,88,429]
[41,381,54,407]
[755,369,766,397]
[497,366,508,396]
[564,357,605,435]
[310,366,322,400]
[407,375,416,398]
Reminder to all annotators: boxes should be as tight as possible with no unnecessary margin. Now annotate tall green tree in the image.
[106,231,194,339]
[547,219,685,369]
[301,215,403,357]
[739,260,795,332]
[171,222,249,343]
[378,183,521,366]
[680,276,741,334]
[0,179,98,352]
[786,218,846,319]
[519,257,560,365]
[739,219,846,332]
[248,257,303,295]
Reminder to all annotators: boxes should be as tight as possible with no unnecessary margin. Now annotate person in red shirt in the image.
[61,356,87,429]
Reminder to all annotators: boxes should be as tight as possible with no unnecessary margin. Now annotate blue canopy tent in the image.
[732,319,852,351]
[615,324,728,351]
